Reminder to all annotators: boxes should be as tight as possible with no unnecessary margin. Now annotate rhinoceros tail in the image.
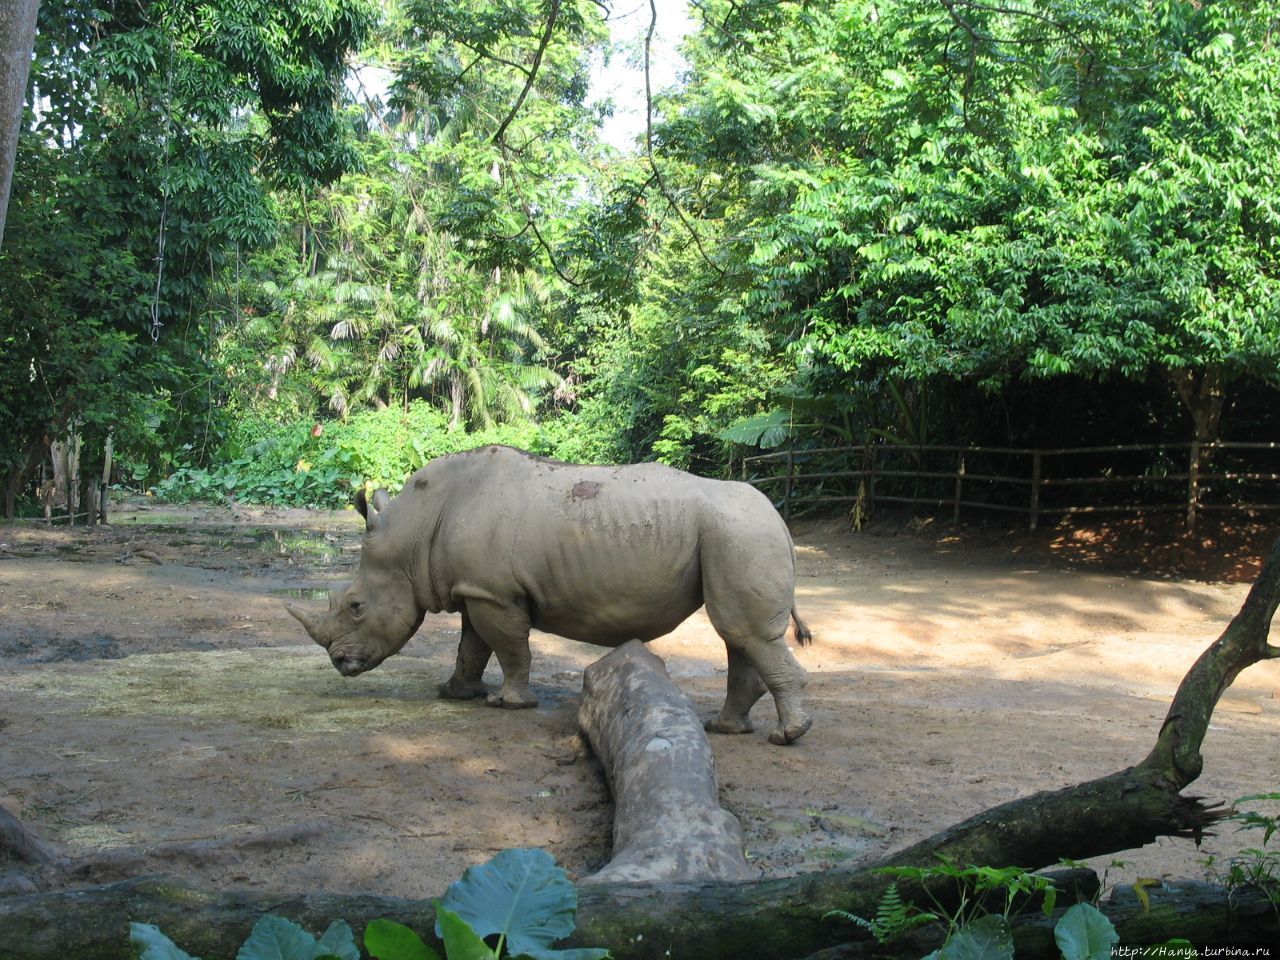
[792,608,813,646]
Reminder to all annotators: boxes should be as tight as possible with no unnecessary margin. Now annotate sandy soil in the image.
[1,500,1277,902]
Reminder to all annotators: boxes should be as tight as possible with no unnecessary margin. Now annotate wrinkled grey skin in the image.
[286,445,813,744]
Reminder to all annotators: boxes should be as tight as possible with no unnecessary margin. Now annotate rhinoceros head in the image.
[286,487,425,677]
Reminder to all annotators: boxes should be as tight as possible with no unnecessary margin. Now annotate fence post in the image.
[867,445,877,515]
[783,450,794,522]
[954,451,964,523]
[1029,451,1042,532]
[1187,441,1201,531]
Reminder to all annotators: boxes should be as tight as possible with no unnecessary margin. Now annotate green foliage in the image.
[131,923,197,960]
[435,906,495,960]
[130,915,360,960]
[883,861,1060,936]
[365,918,441,960]
[154,403,545,508]
[1053,903,1119,960]
[1231,792,1280,845]
[0,0,371,514]
[128,849,605,960]
[436,848,607,960]
[11,0,1280,499]
[238,916,361,960]
[824,881,938,945]
[1204,792,1280,911]
[923,914,1012,960]
[619,0,1280,455]
[826,861,1087,959]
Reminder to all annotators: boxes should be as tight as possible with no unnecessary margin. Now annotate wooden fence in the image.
[741,441,1280,530]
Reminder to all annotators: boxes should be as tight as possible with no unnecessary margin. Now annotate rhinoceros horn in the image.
[285,602,331,648]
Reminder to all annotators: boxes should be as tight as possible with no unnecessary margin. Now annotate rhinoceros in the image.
[286,445,812,744]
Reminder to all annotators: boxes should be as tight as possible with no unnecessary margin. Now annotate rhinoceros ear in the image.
[355,486,391,532]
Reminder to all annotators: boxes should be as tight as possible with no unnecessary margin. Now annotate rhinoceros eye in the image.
[348,599,366,618]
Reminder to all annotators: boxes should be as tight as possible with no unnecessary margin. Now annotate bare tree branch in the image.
[492,0,562,146]
[643,0,725,277]
[497,141,585,287]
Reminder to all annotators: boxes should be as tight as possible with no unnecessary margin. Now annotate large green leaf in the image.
[363,919,442,960]
[235,915,337,960]
[1055,902,1120,960]
[436,905,499,960]
[718,409,793,448]
[436,849,578,957]
[317,920,361,960]
[129,923,200,960]
[938,916,1014,960]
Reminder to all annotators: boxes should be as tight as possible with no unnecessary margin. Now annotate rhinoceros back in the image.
[415,446,796,647]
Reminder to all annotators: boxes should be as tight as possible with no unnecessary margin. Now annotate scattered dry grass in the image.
[5,649,467,735]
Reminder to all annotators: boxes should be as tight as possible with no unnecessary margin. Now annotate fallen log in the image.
[0,871,1274,960]
[1,538,1277,958]
[577,640,751,884]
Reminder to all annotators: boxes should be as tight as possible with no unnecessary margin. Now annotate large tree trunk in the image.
[578,640,752,884]
[0,0,38,250]
[1,539,1277,959]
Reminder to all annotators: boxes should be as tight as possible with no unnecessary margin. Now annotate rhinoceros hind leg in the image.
[486,688,539,709]
[767,712,813,746]
[739,634,811,746]
[705,716,754,735]
[706,648,768,735]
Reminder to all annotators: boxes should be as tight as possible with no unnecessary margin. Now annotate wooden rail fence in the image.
[742,441,1280,530]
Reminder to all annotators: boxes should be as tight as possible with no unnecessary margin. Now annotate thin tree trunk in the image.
[3,435,47,519]
[0,0,38,250]
[1170,367,1227,529]
[1170,366,1226,446]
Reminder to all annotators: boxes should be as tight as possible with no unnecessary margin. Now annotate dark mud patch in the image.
[0,630,218,664]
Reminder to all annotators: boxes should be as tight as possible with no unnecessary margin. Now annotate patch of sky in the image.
[588,0,694,153]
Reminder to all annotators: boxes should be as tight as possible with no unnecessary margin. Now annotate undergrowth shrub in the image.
[153,403,546,509]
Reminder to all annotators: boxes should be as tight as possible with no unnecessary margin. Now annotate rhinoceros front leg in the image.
[705,647,768,735]
[463,599,539,710]
[438,611,492,700]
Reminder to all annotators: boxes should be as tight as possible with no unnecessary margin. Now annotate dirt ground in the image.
[1,499,1277,903]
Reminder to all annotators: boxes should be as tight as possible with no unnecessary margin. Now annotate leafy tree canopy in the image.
[637,0,1280,454]
[0,0,372,509]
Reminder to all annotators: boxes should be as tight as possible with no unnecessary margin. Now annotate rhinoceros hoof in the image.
[768,714,812,746]
[438,679,488,700]
[487,691,539,709]
[705,716,754,735]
